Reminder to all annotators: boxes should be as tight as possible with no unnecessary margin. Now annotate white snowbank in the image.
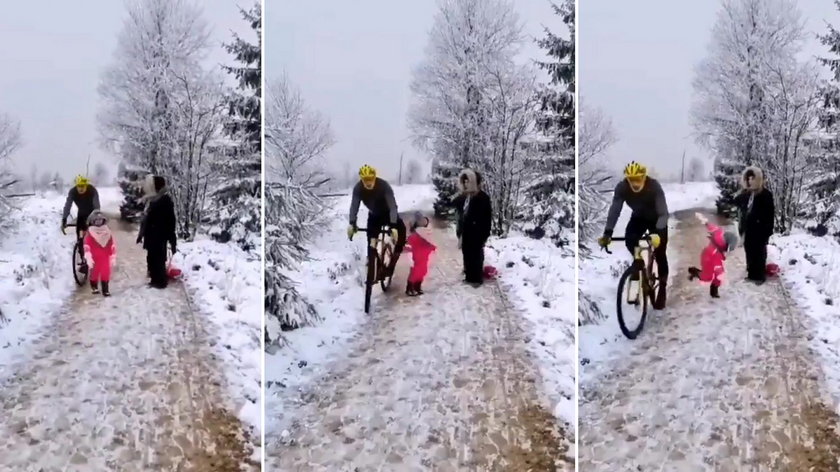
[0,188,123,379]
[265,184,437,434]
[485,235,576,427]
[579,181,717,385]
[173,239,263,448]
[0,194,74,378]
[771,233,840,414]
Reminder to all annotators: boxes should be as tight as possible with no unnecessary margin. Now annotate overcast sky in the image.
[580,0,840,181]
[0,1,251,184]
[266,0,565,183]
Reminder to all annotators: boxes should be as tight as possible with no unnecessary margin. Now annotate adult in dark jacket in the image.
[453,168,492,287]
[734,166,774,284]
[137,175,177,289]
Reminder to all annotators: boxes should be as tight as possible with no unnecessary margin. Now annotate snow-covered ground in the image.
[772,233,840,415]
[485,235,576,427]
[265,184,437,434]
[173,240,262,444]
[0,188,121,379]
[579,181,718,385]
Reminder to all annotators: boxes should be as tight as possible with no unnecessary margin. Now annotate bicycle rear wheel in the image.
[72,241,88,286]
[616,264,648,339]
[379,244,393,291]
[364,245,376,313]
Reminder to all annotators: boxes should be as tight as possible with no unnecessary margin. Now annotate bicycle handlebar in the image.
[600,234,653,255]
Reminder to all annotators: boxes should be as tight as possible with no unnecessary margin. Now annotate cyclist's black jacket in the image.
[604,177,669,234]
[348,178,399,226]
[62,185,101,223]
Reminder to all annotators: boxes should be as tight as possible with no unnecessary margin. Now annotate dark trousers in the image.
[76,213,90,259]
[744,235,767,281]
[462,238,485,283]
[625,216,669,282]
[367,214,407,263]
[147,241,168,287]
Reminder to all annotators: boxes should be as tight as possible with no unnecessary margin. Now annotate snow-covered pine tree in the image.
[207,2,262,252]
[519,0,575,245]
[713,155,744,217]
[264,183,324,346]
[117,161,148,221]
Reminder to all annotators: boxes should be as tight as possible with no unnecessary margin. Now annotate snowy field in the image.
[772,233,840,415]
[0,188,121,379]
[579,181,718,385]
[173,239,263,442]
[265,184,437,434]
[485,235,576,426]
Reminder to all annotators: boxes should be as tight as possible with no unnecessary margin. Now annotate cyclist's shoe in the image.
[90,280,100,295]
[653,284,667,309]
[102,281,111,297]
[710,283,720,298]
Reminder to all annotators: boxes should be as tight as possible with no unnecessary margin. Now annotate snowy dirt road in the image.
[0,214,256,471]
[268,220,571,471]
[579,210,840,471]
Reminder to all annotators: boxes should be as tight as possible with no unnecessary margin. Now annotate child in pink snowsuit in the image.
[84,211,117,297]
[404,214,436,296]
[687,213,737,298]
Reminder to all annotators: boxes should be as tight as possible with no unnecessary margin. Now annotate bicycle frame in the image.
[606,234,658,303]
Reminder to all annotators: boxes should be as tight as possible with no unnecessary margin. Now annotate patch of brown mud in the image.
[784,403,840,472]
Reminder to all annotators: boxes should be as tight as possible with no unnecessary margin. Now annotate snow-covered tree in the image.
[264,183,326,346]
[578,100,616,253]
[265,75,334,188]
[158,71,227,240]
[206,2,261,252]
[264,73,336,346]
[98,0,212,221]
[692,0,806,217]
[409,0,524,216]
[518,0,575,245]
[0,113,21,162]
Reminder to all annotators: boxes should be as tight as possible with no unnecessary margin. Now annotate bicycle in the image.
[603,232,661,339]
[354,227,395,314]
[61,223,89,286]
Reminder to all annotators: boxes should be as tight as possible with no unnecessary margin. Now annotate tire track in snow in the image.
[0,214,256,471]
[268,221,570,471]
[579,209,840,471]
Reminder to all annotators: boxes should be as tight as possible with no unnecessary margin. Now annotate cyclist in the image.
[61,175,101,271]
[347,165,406,276]
[598,161,670,309]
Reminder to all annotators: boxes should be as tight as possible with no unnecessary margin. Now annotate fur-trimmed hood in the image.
[457,168,483,195]
[142,174,169,203]
[741,166,765,192]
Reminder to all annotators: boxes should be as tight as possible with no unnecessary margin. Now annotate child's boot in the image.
[102,281,111,297]
[416,281,424,295]
[406,281,417,296]
[710,283,720,298]
[90,280,100,295]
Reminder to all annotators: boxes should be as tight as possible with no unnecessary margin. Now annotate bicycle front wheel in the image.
[72,241,88,286]
[380,245,393,291]
[616,264,648,339]
[364,245,376,313]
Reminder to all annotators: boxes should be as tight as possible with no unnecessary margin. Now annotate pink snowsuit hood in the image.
[406,231,436,283]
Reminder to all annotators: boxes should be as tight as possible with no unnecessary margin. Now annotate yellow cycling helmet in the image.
[359,165,376,179]
[74,175,90,187]
[624,161,647,193]
[623,161,647,178]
